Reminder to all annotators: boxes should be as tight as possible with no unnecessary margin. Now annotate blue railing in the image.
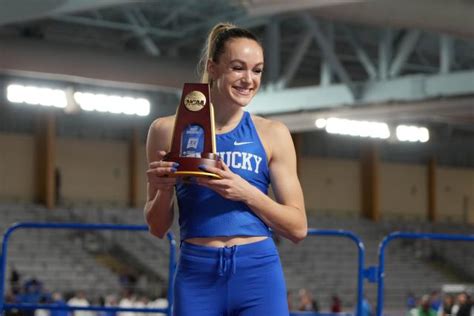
[376,231,474,316]
[291,313,353,316]
[306,229,366,316]
[0,222,177,316]
[5,223,472,316]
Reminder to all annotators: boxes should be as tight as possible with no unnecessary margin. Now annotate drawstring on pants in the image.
[218,248,225,276]
[217,245,238,276]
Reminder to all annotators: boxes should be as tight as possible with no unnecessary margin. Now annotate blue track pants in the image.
[173,237,289,316]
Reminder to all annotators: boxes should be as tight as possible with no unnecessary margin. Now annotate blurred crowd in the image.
[287,288,371,315]
[4,272,168,316]
[4,269,473,316]
[407,290,473,316]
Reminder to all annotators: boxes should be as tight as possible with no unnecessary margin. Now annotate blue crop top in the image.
[175,111,272,240]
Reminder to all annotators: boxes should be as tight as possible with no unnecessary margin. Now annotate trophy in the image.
[163,83,221,180]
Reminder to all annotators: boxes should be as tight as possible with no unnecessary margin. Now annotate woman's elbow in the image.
[289,226,308,244]
[148,226,167,239]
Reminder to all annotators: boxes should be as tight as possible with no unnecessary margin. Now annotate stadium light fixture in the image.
[315,117,391,139]
[396,125,430,143]
[315,117,430,143]
[6,83,151,117]
[7,84,67,108]
[74,91,150,117]
[315,118,327,129]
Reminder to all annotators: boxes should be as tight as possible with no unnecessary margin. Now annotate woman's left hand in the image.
[195,161,255,202]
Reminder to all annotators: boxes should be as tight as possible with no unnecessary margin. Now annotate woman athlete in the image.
[145,22,307,316]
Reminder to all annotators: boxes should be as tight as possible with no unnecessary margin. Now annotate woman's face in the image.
[208,37,264,108]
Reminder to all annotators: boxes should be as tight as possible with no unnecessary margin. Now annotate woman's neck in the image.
[211,90,244,132]
[214,107,243,132]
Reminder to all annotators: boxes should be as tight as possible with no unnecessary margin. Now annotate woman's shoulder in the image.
[250,114,292,159]
[150,115,175,134]
[147,115,176,151]
[250,114,290,136]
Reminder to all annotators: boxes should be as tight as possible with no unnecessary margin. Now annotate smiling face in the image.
[208,37,264,108]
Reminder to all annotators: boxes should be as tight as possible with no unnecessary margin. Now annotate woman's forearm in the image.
[144,189,175,238]
[244,185,307,243]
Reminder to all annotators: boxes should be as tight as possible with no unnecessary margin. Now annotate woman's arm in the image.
[144,116,177,238]
[245,120,307,242]
[197,120,307,243]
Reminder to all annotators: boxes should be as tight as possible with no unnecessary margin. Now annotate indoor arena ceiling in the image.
[0,0,473,135]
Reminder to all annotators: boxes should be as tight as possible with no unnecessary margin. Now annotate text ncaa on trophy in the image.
[163,83,221,180]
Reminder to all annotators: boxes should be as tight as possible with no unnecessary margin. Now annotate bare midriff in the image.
[185,236,268,248]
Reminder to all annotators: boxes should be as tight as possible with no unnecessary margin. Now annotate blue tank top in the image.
[175,111,272,240]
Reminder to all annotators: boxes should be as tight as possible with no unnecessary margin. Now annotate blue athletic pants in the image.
[173,237,289,316]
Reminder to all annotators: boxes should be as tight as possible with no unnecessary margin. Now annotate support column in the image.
[129,125,140,208]
[378,29,393,80]
[320,23,334,86]
[439,35,454,74]
[265,20,280,86]
[427,157,437,222]
[36,111,56,209]
[360,142,380,221]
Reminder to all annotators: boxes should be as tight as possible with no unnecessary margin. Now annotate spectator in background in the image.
[133,295,149,316]
[452,292,471,316]
[35,297,50,316]
[50,292,68,316]
[441,294,455,316]
[407,292,417,310]
[297,288,319,312]
[67,291,91,316]
[409,294,437,316]
[103,295,119,316]
[5,290,22,316]
[9,268,21,295]
[19,278,43,316]
[430,291,442,312]
[362,295,373,316]
[147,288,168,316]
[331,295,342,313]
[117,289,135,316]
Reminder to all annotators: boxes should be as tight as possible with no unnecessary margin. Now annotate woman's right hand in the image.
[146,150,179,191]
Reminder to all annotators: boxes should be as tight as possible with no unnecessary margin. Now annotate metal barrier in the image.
[305,229,366,316]
[376,231,474,316]
[291,313,353,316]
[11,224,470,316]
[0,222,177,316]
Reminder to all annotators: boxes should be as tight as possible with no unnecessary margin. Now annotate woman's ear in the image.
[207,59,216,80]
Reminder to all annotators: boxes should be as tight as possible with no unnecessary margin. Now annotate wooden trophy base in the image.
[163,153,221,180]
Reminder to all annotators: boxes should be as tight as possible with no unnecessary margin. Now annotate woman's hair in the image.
[198,22,261,84]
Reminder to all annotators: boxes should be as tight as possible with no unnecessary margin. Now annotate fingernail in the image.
[198,164,206,170]
[171,167,177,172]
[173,162,180,167]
